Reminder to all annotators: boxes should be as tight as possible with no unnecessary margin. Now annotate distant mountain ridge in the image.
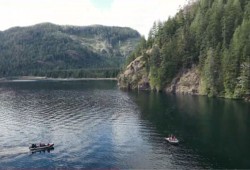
[0,23,141,77]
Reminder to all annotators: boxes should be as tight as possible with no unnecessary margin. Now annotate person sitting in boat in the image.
[31,144,37,148]
[40,143,45,147]
[169,135,176,141]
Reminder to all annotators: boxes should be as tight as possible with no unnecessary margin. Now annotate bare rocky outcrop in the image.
[119,54,201,94]
[118,56,150,90]
[165,67,200,95]
[119,56,201,94]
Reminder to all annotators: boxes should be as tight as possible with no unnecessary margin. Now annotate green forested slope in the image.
[120,0,250,100]
[0,23,141,78]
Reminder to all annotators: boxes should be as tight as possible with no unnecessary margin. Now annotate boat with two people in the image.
[29,143,54,152]
[165,135,179,144]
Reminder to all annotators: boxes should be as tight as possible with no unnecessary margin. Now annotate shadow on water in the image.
[127,91,250,169]
[31,147,55,154]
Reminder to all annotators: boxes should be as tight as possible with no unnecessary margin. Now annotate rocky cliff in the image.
[118,55,201,94]
[119,55,250,102]
[118,55,150,90]
[165,67,200,95]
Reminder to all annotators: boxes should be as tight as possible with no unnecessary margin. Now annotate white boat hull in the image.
[165,137,179,144]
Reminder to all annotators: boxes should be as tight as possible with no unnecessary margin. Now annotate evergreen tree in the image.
[123,0,250,100]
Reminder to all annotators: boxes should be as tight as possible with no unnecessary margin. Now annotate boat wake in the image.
[0,147,29,159]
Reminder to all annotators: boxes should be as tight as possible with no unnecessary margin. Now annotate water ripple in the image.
[0,81,211,169]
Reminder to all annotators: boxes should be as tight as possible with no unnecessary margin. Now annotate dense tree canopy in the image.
[0,23,141,78]
[125,0,250,99]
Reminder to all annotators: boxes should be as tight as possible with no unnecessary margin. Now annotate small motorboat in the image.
[29,143,54,151]
[165,136,179,144]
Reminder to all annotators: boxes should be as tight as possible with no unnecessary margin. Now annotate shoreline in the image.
[0,76,117,82]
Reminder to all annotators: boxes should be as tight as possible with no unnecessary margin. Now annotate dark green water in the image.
[128,91,250,168]
[0,80,249,169]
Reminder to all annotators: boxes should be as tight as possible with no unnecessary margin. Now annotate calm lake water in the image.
[0,80,249,169]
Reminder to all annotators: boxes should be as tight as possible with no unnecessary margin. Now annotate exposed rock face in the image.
[119,58,249,102]
[165,67,200,95]
[119,54,201,94]
[118,56,150,90]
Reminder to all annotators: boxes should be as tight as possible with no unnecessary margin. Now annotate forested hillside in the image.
[0,23,141,78]
[119,0,250,100]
